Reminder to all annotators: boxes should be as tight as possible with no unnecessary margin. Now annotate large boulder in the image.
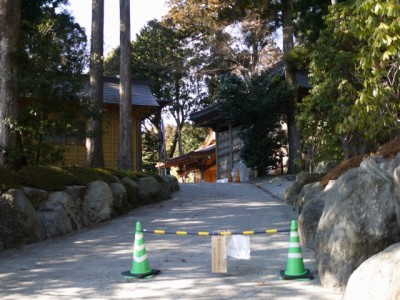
[165,175,179,192]
[109,182,131,215]
[298,181,333,249]
[342,243,400,300]
[0,197,39,250]
[315,158,400,290]
[295,181,324,213]
[159,175,179,200]
[2,189,45,243]
[64,185,86,208]
[285,172,324,206]
[82,180,114,225]
[138,176,161,203]
[299,196,325,250]
[21,186,48,209]
[121,177,140,207]
[64,185,86,224]
[38,191,83,238]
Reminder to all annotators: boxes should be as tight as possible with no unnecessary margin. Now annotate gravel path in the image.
[0,181,343,299]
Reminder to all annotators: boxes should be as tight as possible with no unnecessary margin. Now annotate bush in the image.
[0,168,20,192]
[103,169,139,181]
[62,166,117,185]
[0,165,165,193]
[17,165,76,191]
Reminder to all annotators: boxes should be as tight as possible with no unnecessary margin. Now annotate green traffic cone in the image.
[122,221,160,279]
[280,220,313,280]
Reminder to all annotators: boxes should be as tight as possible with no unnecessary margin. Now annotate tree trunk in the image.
[169,129,178,159]
[118,0,133,170]
[0,0,21,168]
[86,0,105,167]
[282,0,300,174]
[178,127,183,156]
[169,75,184,157]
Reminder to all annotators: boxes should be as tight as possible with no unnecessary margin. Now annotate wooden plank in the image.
[211,236,227,273]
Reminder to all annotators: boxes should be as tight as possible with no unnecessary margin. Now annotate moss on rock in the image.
[63,166,116,185]
[17,166,76,191]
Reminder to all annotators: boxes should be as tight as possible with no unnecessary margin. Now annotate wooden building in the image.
[58,77,167,170]
[161,131,216,183]
[190,62,311,180]
[190,106,242,180]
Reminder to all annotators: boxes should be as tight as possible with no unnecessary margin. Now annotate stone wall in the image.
[0,175,179,252]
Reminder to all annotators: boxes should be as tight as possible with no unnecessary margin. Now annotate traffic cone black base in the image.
[122,269,161,279]
[279,220,313,280]
[122,221,160,280]
[279,269,313,280]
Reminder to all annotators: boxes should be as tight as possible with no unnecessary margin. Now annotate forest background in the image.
[0,0,399,174]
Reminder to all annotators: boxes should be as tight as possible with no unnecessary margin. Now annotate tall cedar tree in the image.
[86,0,105,167]
[282,0,299,174]
[0,0,21,167]
[105,20,205,159]
[118,0,133,169]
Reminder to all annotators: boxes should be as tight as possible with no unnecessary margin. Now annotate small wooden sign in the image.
[212,236,227,273]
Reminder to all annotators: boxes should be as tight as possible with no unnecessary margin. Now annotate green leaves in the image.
[19,0,87,101]
[299,0,400,165]
[350,0,400,141]
[216,72,289,169]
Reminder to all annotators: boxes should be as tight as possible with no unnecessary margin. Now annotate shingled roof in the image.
[80,77,160,107]
[190,61,312,128]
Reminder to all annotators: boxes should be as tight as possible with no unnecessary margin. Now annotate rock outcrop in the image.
[315,158,400,290]
[342,243,400,300]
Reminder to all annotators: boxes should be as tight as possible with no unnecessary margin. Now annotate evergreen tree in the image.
[105,20,207,159]
[118,0,133,170]
[0,0,21,168]
[86,0,105,167]
[217,72,291,172]
[3,0,87,167]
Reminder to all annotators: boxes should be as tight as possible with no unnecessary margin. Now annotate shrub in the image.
[0,168,20,192]
[62,166,116,185]
[17,165,76,191]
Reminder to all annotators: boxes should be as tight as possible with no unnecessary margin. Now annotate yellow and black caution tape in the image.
[142,228,290,236]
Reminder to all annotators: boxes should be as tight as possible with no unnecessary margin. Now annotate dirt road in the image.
[0,181,342,299]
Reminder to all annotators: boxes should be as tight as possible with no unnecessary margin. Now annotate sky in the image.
[65,0,169,55]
